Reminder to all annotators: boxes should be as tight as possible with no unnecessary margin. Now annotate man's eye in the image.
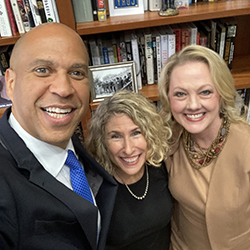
[35,68,49,74]
[70,71,87,79]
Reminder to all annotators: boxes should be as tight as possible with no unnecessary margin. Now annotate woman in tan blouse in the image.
[158,45,250,250]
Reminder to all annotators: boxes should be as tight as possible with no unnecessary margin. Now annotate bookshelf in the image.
[0,0,250,124]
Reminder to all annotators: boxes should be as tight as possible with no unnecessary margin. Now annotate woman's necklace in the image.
[183,117,230,169]
[115,165,149,200]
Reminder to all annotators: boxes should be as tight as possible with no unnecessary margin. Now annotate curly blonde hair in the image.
[84,90,172,175]
[158,45,248,127]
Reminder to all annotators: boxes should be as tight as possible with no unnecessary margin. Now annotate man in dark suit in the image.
[0,23,117,250]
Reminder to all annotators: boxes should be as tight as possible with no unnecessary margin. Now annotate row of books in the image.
[236,88,250,124]
[84,17,237,90]
[0,0,59,37]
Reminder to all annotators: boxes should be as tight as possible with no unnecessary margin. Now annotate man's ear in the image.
[5,68,16,101]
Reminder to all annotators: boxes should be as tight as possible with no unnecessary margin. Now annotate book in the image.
[96,36,104,64]
[205,19,217,50]
[5,0,17,35]
[151,31,158,83]
[171,23,181,52]
[0,0,13,36]
[179,22,190,49]
[137,30,147,85]
[71,0,93,23]
[131,31,142,90]
[17,0,30,31]
[36,0,46,23]
[196,21,211,48]
[144,29,154,85]
[22,0,35,28]
[221,17,237,70]
[124,31,133,61]
[158,27,168,68]
[89,37,101,66]
[152,29,161,84]
[91,0,98,21]
[111,34,118,63]
[119,32,128,62]
[28,0,42,26]
[10,0,25,34]
[0,46,10,75]
[188,22,197,45]
[199,30,207,47]
[42,0,59,22]
[96,0,106,21]
[165,25,176,59]
[215,19,226,58]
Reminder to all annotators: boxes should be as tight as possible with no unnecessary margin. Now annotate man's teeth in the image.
[122,156,139,163]
[186,113,203,119]
[44,107,72,118]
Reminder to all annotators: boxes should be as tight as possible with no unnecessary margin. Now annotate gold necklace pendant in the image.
[183,117,230,169]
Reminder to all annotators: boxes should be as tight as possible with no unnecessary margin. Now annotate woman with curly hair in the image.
[158,45,250,250]
[85,90,173,250]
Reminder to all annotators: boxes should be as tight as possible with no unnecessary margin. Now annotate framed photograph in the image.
[108,0,144,17]
[89,61,138,103]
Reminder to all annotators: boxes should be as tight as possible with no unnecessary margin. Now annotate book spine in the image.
[181,29,190,49]
[160,34,168,68]
[145,33,154,85]
[138,34,147,86]
[97,38,104,64]
[50,0,59,22]
[17,0,31,32]
[91,0,98,21]
[152,36,158,83]
[5,0,17,35]
[10,0,25,34]
[173,28,181,52]
[96,0,106,21]
[167,34,176,59]
[36,0,46,23]
[28,0,42,26]
[131,37,142,90]
[71,0,93,23]
[89,40,101,66]
[120,41,127,62]
[0,49,10,74]
[0,0,13,36]
[156,35,161,82]
[22,0,35,28]
[102,46,109,64]
[42,0,57,22]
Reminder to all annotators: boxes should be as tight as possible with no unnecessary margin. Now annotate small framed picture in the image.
[108,0,144,17]
[89,61,138,103]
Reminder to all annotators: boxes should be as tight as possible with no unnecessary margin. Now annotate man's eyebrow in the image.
[71,63,88,70]
[28,59,55,68]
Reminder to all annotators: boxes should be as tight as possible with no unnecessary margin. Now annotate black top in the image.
[105,162,172,250]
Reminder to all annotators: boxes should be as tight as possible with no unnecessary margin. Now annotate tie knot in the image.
[65,150,81,171]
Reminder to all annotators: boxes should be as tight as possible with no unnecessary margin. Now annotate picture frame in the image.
[89,61,138,103]
[108,0,144,17]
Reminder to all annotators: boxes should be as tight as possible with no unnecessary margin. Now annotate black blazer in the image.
[0,108,117,250]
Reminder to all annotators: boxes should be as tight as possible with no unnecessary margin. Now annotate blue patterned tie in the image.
[65,150,94,204]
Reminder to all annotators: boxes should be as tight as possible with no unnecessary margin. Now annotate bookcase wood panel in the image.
[77,0,250,36]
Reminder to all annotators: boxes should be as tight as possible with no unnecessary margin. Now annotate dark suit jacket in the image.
[0,108,117,250]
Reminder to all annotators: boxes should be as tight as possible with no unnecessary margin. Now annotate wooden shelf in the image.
[77,0,250,36]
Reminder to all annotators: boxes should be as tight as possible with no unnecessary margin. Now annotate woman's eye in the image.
[175,92,185,97]
[201,90,211,95]
[111,134,120,139]
[133,131,141,136]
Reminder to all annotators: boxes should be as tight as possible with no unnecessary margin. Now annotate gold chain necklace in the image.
[115,165,149,200]
[183,117,230,169]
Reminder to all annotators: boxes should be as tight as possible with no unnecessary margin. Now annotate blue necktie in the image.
[65,150,94,204]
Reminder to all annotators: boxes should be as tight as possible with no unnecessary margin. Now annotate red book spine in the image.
[5,0,17,35]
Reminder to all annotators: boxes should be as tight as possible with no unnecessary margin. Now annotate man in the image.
[0,23,117,250]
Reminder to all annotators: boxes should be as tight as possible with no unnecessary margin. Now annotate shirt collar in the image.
[8,113,75,177]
